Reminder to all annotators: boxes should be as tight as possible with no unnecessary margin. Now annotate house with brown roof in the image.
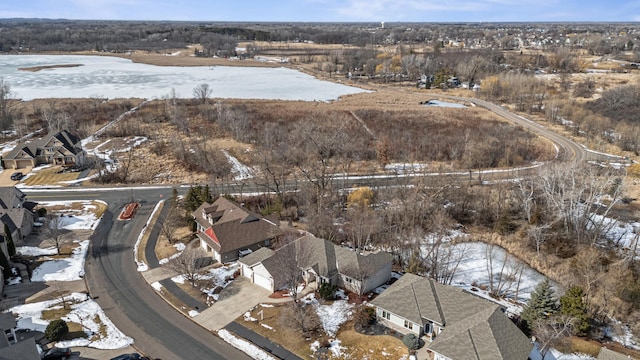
[371,273,532,360]
[2,129,86,169]
[240,233,393,294]
[193,197,282,263]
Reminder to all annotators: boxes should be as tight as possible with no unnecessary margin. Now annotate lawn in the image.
[22,165,82,186]
[238,301,408,359]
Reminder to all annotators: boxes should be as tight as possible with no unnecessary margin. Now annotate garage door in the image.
[253,273,273,292]
[15,160,33,169]
[242,264,253,279]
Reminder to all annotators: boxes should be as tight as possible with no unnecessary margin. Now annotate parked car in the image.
[111,354,150,360]
[10,171,23,181]
[40,347,71,359]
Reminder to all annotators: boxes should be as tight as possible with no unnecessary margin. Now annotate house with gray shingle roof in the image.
[371,273,532,360]
[0,313,40,360]
[0,187,36,260]
[242,233,393,294]
[193,197,282,263]
[2,129,86,170]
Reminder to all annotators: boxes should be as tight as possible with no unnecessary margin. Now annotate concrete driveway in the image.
[193,277,274,331]
[0,165,31,186]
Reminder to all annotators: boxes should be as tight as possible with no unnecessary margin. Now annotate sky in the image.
[0,0,638,23]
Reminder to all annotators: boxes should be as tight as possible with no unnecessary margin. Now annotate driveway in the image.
[0,165,32,186]
[193,277,274,331]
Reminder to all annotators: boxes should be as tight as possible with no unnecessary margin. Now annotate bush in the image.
[402,333,420,350]
[354,306,376,329]
[45,319,69,342]
[317,283,336,300]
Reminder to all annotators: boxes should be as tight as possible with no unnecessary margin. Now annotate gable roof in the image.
[3,130,83,160]
[371,273,494,326]
[194,197,281,253]
[0,187,25,209]
[260,233,393,286]
[238,247,275,267]
[428,306,533,360]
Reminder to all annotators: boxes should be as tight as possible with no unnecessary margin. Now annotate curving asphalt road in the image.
[28,188,251,360]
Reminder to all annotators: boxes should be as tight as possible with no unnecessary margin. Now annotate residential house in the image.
[0,187,36,262]
[0,313,40,360]
[240,233,393,294]
[0,187,36,241]
[2,130,86,169]
[193,197,282,263]
[371,273,532,360]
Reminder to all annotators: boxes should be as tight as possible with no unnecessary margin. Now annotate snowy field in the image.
[6,200,134,350]
[0,55,368,101]
[450,242,549,302]
[8,293,133,350]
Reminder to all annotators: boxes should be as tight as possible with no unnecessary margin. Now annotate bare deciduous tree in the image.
[159,203,184,244]
[167,245,206,287]
[193,83,212,104]
[533,316,575,360]
[44,214,66,255]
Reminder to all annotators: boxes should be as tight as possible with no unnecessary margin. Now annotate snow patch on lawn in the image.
[217,329,277,360]
[17,246,58,256]
[151,282,163,291]
[31,240,89,282]
[37,200,102,230]
[8,293,133,350]
[158,242,186,265]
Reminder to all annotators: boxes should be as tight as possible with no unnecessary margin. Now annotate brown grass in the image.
[239,303,313,358]
[335,321,407,360]
[23,166,83,186]
[155,227,191,260]
[238,303,406,359]
[18,64,83,72]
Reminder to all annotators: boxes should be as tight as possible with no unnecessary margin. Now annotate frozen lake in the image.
[0,55,368,101]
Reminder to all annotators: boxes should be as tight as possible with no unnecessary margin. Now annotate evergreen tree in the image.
[521,278,557,333]
[560,286,590,336]
[184,185,213,212]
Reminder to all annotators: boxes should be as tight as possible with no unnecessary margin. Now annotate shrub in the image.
[354,306,376,329]
[45,319,69,342]
[402,333,420,350]
[318,283,336,300]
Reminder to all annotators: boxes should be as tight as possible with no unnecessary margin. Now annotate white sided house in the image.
[239,233,393,295]
[371,273,532,360]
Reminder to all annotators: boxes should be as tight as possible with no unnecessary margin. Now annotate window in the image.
[404,320,413,330]
[382,311,390,320]
[265,238,271,246]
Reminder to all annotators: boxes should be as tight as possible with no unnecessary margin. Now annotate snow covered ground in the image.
[6,200,134,350]
[0,55,367,101]
[450,241,549,303]
[31,240,89,282]
[7,292,133,350]
[171,263,238,302]
[221,149,254,181]
[37,200,103,230]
